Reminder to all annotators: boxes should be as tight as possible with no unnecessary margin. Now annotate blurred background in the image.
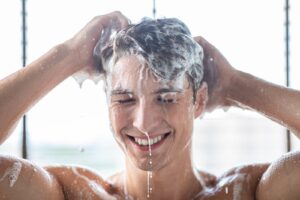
[0,0,299,177]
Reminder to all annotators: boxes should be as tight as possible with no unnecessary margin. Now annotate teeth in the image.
[134,135,164,146]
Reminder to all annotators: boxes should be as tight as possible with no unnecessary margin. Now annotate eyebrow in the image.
[110,87,183,95]
[111,89,133,95]
[154,88,183,94]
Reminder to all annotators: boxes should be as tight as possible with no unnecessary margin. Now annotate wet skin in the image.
[2,54,300,200]
[108,55,198,172]
[1,8,300,198]
[0,156,272,200]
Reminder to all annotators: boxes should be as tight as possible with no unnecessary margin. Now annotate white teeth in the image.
[134,135,165,146]
[142,140,147,146]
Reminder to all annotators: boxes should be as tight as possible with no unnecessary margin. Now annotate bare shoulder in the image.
[195,164,269,200]
[45,165,123,200]
[219,163,269,192]
[200,163,269,188]
[256,151,300,200]
[0,155,124,200]
[220,163,269,180]
[197,170,218,187]
[0,155,64,200]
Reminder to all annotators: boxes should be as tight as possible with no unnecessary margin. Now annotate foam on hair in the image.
[94,17,204,92]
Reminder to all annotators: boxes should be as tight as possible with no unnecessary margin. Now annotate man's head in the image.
[94,18,205,101]
[93,18,207,171]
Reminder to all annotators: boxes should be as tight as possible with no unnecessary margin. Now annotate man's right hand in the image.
[0,11,130,144]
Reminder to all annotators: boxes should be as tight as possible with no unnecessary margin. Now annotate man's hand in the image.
[194,36,237,112]
[195,36,300,136]
[66,11,129,74]
[0,11,130,143]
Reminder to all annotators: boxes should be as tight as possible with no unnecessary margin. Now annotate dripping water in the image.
[144,132,153,199]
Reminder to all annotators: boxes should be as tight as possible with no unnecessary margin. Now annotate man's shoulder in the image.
[256,151,300,200]
[218,163,269,192]
[46,165,123,199]
[0,155,64,200]
[197,163,269,189]
[219,163,270,179]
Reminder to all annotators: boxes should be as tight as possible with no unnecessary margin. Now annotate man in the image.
[0,11,300,200]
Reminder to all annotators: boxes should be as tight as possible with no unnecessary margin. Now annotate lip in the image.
[127,132,171,152]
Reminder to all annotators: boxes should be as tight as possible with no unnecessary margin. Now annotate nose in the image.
[132,99,161,134]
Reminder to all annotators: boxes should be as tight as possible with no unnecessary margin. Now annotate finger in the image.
[194,36,216,56]
[194,36,209,49]
[112,11,131,29]
[101,11,130,30]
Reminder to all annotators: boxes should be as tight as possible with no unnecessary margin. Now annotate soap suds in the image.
[0,162,22,187]
[233,173,246,200]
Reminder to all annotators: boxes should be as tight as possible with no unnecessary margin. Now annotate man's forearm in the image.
[0,43,75,144]
[227,70,300,136]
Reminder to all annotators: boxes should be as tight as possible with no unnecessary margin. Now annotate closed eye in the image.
[118,99,135,104]
[157,97,176,104]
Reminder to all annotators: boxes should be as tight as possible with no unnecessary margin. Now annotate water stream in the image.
[144,132,153,199]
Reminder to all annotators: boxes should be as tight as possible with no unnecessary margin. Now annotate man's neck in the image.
[123,150,203,200]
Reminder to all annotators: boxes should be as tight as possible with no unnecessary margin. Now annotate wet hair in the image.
[93,18,204,100]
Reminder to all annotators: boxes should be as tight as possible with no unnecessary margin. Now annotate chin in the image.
[118,133,176,172]
[127,154,170,172]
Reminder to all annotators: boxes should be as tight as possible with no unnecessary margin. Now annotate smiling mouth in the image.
[127,132,171,147]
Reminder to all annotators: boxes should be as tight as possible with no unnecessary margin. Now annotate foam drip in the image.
[72,71,104,88]
[0,162,22,187]
[233,173,246,200]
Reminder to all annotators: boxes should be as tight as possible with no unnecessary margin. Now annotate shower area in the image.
[0,0,299,177]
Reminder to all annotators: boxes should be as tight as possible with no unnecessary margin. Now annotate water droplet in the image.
[225,186,228,194]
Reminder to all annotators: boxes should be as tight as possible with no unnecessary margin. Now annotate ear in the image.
[194,82,208,119]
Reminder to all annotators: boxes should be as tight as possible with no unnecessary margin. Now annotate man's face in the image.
[107,55,203,171]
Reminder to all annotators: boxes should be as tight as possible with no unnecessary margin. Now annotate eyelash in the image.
[117,98,135,104]
[115,97,177,105]
[157,97,176,104]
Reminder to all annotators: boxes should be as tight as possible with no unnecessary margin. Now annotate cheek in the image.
[173,103,195,133]
[176,100,195,119]
[109,107,129,134]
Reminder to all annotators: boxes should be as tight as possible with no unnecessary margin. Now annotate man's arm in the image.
[194,36,300,137]
[0,11,129,144]
[195,36,300,199]
[228,70,300,135]
[256,151,300,200]
[0,156,64,200]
